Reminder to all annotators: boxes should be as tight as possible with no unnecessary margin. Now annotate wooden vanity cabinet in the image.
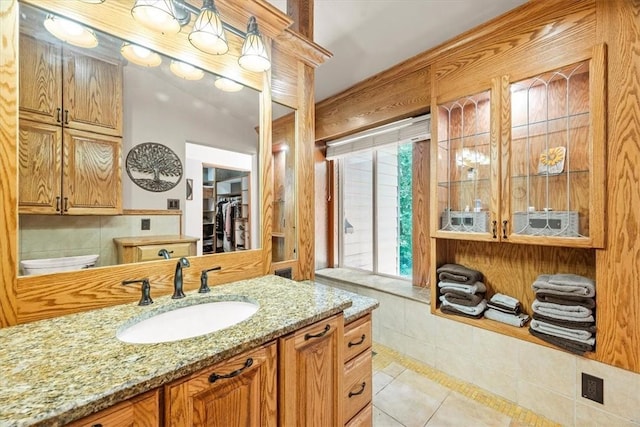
[165,341,278,427]
[66,388,160,427]
[279,314,344,427]
[18,33,123,215]
[343,314,373,426]
[113,236,199,264]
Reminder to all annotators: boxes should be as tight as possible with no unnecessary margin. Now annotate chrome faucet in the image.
[158,249,171,259]
[172,257,190,299]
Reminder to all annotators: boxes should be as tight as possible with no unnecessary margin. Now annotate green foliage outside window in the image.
[398,143,413,277]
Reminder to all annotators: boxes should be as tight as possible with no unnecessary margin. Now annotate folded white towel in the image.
[484,308,529,327]
[532,273,595,298]
[438,281,486,295]
[530,319,594,341]
[439,296,487,315]
[530,320,596,346]
[532,299,594,322]
[490,293,520,309]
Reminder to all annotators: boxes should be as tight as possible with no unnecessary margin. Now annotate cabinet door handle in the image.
[63,197,69,212]
[304,324,330,340]
[491,220,497,239]
[348,334,366,347]
[208,358,253,383]
[64,109,69,125]
[56,107,61,123]
[502,220,508,239]
[91,424,103,427]
[348,382,366,398]
[55,196,61,212]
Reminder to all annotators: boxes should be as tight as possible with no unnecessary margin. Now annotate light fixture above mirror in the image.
[43,14,98,48]
[189,0,228,55]
[130,0,270,72]
[170,59,205,80]
[121,42,162,67]
[215,77,243,92]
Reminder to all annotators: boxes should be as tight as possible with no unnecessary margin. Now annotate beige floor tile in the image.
[373,405,405,426]
[425,392,511,427]
[393,369,451,402]
[373,371,395,395]
[374,378,443,427]
[382,361,406,378]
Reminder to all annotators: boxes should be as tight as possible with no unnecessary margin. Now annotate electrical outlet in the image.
[141,218,150,230]
[582,373,604,404]
[167,199,180,210]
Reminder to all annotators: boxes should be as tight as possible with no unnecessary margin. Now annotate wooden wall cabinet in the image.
[279,314,344,427]
[18,34,123,215]
[432,44,606,249]
[165,341,278,427]
[67,389,160,427]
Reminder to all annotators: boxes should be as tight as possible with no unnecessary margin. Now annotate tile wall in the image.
[19,214,182,273]
[320,275,640,427]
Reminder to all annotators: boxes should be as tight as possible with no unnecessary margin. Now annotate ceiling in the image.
[268,0,528,102]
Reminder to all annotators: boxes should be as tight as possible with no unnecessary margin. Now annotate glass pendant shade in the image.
[43,15,98,48]
[131,0,181,34]
[189,0,228,55]
[238,17,270,72]
[170,60,205,80]
[214,77,243,92]
[121,43,162,67]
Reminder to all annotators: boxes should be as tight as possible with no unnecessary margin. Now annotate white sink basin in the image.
[117,300,259,344]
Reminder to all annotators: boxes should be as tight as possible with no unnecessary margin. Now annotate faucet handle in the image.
[199,266,222,293]
[122,278,153,306]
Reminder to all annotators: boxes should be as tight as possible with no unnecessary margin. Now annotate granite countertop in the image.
[0,276,377,427]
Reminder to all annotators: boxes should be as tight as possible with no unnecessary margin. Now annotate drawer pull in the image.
[209,358,253,383]
[348,382,366,398]
[304,324,330,340]
[348,334,366,347]
[91,424,103,427]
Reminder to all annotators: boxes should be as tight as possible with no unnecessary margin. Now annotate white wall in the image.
[122,65,259,211]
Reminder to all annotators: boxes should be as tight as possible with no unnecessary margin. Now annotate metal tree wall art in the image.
[126,143,183,192]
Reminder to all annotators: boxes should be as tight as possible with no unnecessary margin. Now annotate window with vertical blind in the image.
[327,115,430,279]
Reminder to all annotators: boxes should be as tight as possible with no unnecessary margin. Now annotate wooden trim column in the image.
[0,0,19,327]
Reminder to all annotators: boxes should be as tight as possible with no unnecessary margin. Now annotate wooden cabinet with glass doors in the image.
[430,44,606,342]
[432,44,606,249]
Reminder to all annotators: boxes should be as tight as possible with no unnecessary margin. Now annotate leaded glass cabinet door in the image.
[433,89,498,240]
[502,44,606,248]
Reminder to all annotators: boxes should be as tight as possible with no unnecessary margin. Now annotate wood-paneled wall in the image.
[594,0,640,371]
[313,0,640,373]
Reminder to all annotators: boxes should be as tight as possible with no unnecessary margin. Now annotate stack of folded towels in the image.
[436,263,487,319]
[529,273,596,354]
[484,293,530,327]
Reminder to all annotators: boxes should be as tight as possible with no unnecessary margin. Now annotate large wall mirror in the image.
[17,2,270,276]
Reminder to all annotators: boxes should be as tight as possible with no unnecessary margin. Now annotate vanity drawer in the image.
[345,403,372,427]
[137,242,193,262]
[343,349,372,424]
[344,313,372,362]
